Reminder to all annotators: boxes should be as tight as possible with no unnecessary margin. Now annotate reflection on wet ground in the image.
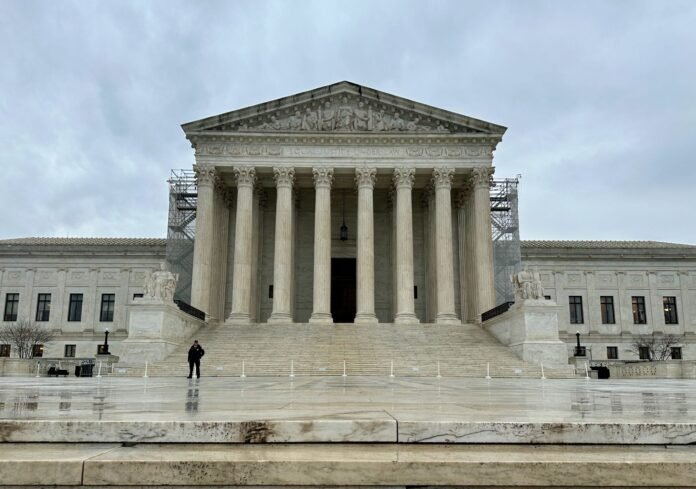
[0,376,694,423]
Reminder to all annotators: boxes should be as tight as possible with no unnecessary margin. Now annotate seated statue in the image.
[143,263,178,303]
[511,266,544,302]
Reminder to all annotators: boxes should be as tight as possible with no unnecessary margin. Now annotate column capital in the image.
[312,167,334,189]
[355,167,377,189]
[431,166,455,190]
[273,167,295,188]
[471,166,495,188]
[393,166,415,189]
[194,164,217,187]
[233,166,256,188]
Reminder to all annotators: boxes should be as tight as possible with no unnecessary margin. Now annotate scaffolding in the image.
[165,169,521,308]
[166,169,197,303]
[490,177,522,305]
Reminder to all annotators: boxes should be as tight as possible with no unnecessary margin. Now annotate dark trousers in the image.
[188,359,200,378]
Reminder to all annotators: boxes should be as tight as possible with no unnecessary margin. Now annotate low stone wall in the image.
[0,358,36,376]
[608,360,696,379]
[0,357,118,377]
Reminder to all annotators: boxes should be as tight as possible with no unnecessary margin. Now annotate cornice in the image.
[187,131,502,149]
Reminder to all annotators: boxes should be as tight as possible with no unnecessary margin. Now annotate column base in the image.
[435,313,461,325]
[268,312,293,324]
[309,312,333,324]
[226,312,251,324]
[394,313,420,324]
[354,313,378,324]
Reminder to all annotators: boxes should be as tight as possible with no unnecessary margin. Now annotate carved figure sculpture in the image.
[390,112,405,131]
[336,97,353,130]
[301,107,318,131]
[353,101,369,131]
[373,109,386,131]
[512,266,544,301]
[288,111,302,131]
[143,263,179,302]
[319,101,335,131]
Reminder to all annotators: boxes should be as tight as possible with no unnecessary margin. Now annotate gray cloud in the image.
[1,0,694,242]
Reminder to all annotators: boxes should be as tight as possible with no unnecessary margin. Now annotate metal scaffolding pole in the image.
[166,169,197,303]
[490,177,521,304]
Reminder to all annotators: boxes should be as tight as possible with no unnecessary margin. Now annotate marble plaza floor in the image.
[1,375,696,444]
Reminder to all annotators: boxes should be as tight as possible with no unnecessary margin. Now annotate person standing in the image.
[187,340,205,379]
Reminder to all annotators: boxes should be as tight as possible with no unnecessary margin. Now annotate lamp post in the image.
[574,331,585,357]
[98,328,110,355]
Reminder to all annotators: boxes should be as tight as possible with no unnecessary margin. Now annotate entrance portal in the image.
[331,258,356,323]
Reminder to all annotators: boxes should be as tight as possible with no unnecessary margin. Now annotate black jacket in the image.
[188,345,205,362]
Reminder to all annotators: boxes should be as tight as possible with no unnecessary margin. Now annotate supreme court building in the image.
[2,81,696,369]
[183,81,502,326]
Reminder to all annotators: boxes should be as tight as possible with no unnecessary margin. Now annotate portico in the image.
[184,82,504,325]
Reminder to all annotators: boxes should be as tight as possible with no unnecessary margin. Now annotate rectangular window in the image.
[544,295,551,300]
[32,344,44,358]
[64,344,76,358]
[600,296,615,324]
[671,347,682,360]
[35,293,51,322]
[607,346,618,360]
[0,344,10,357]
[632,296,647,324]
[663,296,678,324]
[133,293,143,300]
[100,293,115,322]
[639,346,651,360]
[3,293,19,322]
[569,296,584,324]
[68,294,83,322]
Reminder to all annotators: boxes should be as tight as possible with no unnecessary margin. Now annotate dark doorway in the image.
[331,258,356,323]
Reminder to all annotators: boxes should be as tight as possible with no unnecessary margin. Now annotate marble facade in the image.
[184,81,502,326]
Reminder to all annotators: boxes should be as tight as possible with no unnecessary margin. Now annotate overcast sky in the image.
[1,0,695,243]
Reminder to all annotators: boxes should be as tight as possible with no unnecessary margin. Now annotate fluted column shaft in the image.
[461,185,477,322]
[228,166,256,323]
[310,168,334,323]
[393,167,419,323]
[355,167,378,323]
[471,166,496,320]
[191,164,216,317]
[269,167,295,323]
[432,167,459,324]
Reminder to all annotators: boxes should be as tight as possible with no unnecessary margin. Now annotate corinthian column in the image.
[354,167,378,323]
[432,166,459,324]
[191,164,216,316]
[393,167,419,323]
[310,167,334,323]
[227,166,256,323]
[269,167,295,323]
[471,166,496,320]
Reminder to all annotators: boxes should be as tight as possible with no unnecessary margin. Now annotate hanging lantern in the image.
[340,190,348,241]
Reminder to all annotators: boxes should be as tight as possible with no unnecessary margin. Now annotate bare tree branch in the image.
[0,319,54,359]
[628,333,681,361]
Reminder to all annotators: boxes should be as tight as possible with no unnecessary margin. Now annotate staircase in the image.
[117,322,574,378]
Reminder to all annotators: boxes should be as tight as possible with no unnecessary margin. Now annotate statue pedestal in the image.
[119,300,204,363]
[482,300,569,368]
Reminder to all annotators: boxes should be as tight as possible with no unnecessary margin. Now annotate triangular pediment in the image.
[182,81,506,136]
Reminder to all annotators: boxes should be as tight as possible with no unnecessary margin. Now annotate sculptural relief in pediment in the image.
[211,94,479,134]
